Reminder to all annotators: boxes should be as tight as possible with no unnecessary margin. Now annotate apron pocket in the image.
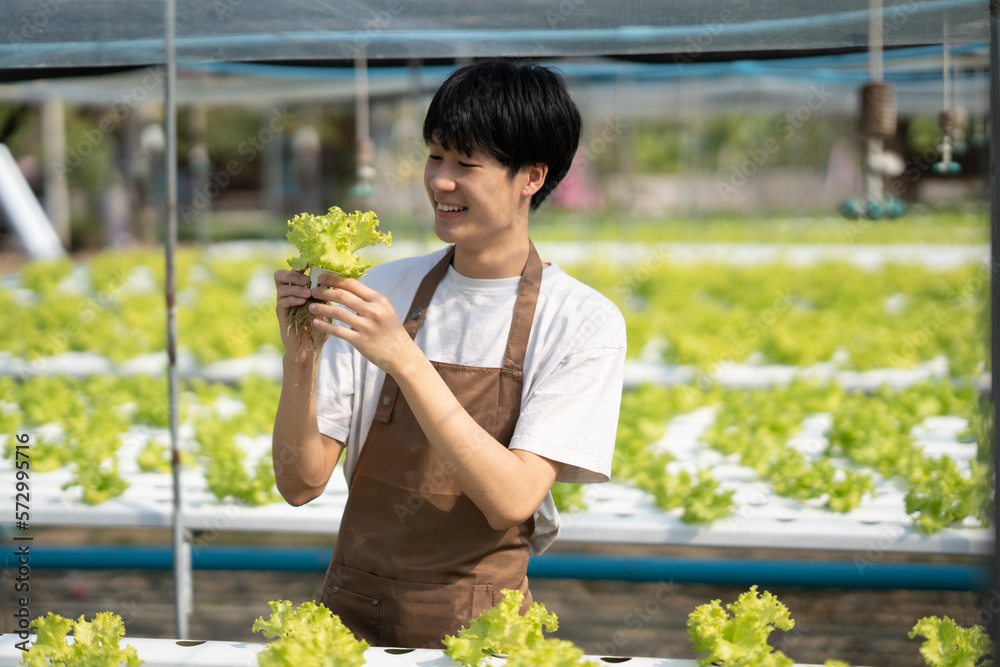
[323,582,381,646]
[391,579,495,648]
[322,561,495,648]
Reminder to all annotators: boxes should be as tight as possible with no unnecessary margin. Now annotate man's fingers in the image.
[278,294,308,309]
[311,310,353,337]
[275,269,309,286]
[277,286,312,305]
[316,274,379,301]
[309,300,342,319]
[311,285,366,311]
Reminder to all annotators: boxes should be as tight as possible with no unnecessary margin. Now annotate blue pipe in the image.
[0,546,989,592]
[529,554,991,592]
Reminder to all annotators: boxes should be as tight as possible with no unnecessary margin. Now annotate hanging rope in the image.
[939,109,955,136]
[933,30,962,174]
[859,81,897,138]
[839,0,906,221]
[349,49,377,200]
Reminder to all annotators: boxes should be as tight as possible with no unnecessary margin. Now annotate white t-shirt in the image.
[315,246,627,554]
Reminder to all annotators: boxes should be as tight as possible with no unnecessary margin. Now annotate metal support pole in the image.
[350,50,377,202]
[356,52,370,156]
[990,0,1000,650]
[868,0,883,84]
[944,28,951,113]
[40,98,70,249]
[863,0,886,208]
[264,107,285,217]
[164,0,191,640]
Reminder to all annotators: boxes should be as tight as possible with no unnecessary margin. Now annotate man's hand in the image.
[308,275,418,376]
[274,268,329,365]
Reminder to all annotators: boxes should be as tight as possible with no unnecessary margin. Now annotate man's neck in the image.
[452,239,533,279]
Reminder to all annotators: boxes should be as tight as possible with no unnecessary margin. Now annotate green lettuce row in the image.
[688,587,992,667]
[603,380,986,530]
[17,593,991,666]
[0,374,989,526]
[607,384,734,522]
[1,248,985,373]
[701,381,876,514]
[826,382,991,533]
[1,374,282,507]
[1,250,281,365]
[195,416,279,506]
[569,259,985,376]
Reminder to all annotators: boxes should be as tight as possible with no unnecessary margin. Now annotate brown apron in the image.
[320,243,542,648]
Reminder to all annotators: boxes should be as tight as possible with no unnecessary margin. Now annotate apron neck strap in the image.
[401,245,456,341]
[502,241,541,371]
[403,242,542,370]
[374,243,542,425]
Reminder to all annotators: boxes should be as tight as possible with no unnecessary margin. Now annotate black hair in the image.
[422,58,582,211]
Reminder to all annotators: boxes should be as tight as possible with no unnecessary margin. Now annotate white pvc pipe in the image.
[0,143,66,260]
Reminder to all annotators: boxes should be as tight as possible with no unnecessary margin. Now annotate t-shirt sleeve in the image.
[509,304,626,484]
[315,333,355,444]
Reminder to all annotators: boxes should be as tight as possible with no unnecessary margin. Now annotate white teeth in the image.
[437,203,467,212]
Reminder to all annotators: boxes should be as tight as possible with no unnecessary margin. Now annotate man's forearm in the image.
[272,356,342,505]
[392,351,561,530]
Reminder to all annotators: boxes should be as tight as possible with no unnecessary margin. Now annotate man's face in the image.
[423,142,541,254]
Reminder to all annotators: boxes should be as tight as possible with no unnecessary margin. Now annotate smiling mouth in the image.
[437,203,468,212]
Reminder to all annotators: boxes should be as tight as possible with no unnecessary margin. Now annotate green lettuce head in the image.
[286,206,392,280]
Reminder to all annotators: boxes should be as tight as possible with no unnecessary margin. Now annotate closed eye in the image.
[426,153,477,168]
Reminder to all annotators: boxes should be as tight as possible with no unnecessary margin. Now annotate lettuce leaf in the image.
[443,589,558,666]
[687,585,795,667]
[905,458,988,534]
[286,206,392,279]
[252,600,368,667]
[506,638,600,667]
[908,616,993,667]
[21,612,143,667]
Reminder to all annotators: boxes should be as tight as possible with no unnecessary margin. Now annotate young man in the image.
[272,58,626,648]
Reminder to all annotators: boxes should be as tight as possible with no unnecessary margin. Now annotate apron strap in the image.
[503,240,541,372]
[373,242,542,423]
[374,246,456,423]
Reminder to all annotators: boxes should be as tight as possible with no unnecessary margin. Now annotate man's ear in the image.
[521,163,549,197]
